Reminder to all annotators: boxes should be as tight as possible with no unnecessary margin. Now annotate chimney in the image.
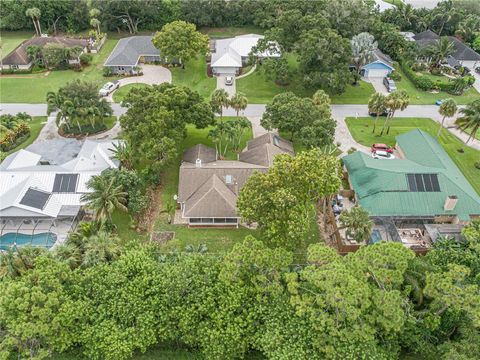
[195,158,202,168]
[444,195,458,211]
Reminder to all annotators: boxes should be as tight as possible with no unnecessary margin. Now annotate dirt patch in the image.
[151,231,175,244]
[137,185,163,233]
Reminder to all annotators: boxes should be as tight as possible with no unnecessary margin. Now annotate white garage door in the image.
[367,69,389,78]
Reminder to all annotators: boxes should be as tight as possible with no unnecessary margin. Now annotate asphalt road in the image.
[2,103,478,150]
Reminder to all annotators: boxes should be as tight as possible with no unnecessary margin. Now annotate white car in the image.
[225,76,234,86]
[99,81,120,96]
[372,150,395,160]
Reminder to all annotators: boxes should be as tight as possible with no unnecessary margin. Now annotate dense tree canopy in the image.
[120,83,214,179]
[261,91,336,147]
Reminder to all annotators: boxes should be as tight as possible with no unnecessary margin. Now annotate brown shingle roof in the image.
[183,174,237,217]
[2,37,88,66]
[178,134,294,219]
[182,144,217,164]
[246,133,294,153]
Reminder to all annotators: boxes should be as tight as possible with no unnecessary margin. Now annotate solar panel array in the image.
[52,174,79,193]
[19,188,51,210]
[406,174,440,192]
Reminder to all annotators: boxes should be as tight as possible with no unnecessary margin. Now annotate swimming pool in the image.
[369,229,382,244]
[0,232,57,251]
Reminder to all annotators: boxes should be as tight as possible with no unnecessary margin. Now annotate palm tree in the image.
[0,248,25,279]
[437,98,457,138]
[53,243,82,269]
[112,142,133,169]
[368,92,386,134]
[456,99,480,143]
[82,231,121,267]
[424,37,455,70]
[25,7,42,36]
[90,18,101,36]
[351,32,377,79]
[229,92,248,117]
[381,90,410,135]
[81,175,128,221]
[210,89,230,120]
[338,206,373,244]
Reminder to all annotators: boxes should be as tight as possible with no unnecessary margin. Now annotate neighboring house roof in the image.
[413,30,480,62]
[368,49,394,69]
[178,134,293,219]
[104,36,160,67]
[2,36,88,66]
[211,34,280,69]
[0,140,120,218]
[343,129,480,221]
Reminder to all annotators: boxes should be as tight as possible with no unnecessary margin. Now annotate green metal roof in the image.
[343,130,480,221]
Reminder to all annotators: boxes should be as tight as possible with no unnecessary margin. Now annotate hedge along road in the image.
[1,103,478,151]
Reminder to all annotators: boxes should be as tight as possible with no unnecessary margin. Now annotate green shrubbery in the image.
[0,113,32,151]
[400,60,473,94]
[60,122,107,136]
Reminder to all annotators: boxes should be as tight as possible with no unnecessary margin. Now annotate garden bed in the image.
[58,116,116,138]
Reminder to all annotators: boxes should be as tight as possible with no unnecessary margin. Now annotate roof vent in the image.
[196,158,202,168]
[444,195,458,211]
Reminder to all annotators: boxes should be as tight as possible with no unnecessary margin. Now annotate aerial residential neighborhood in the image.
[0,1,479,359]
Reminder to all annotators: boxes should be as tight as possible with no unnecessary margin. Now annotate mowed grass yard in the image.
[5,116,47,155]
[345,117,480,194]
[0,38,120,103]
[0,31,33,55]
[171,57,216,99]
[395,68,480,105]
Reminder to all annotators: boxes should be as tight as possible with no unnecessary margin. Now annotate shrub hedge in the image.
[0,123,31,151]
[60,122,107,136]
[400,60,470,94]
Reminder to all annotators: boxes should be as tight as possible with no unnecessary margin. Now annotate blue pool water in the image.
[369,229,382,244]
[0,232,57,251]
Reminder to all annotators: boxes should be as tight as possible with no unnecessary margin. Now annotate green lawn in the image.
[345,117,480,194]
[331,80,376,104]
[0,38,120,103]
[113,83,152,103]
[171,57,216,99]
[4,116,47,155]
[395,68,480,105]
[0,31,33,55]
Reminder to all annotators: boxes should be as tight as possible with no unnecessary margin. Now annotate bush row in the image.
[400,60,475,95]
[60,122,107,136]
[0,123,31,152]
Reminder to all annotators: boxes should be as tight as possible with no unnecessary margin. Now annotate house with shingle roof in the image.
[413,30,480,70]
[104,36,162,74]
[1,36,88,70]
[177,133,294,226]
[343,129,480,223]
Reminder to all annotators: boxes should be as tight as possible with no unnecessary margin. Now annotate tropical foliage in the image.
[0,113,31,152]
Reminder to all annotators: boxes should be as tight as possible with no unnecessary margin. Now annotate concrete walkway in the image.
[106,65,172,102]
[236,65,257,79]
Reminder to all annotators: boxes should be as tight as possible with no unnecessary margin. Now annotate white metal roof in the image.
[0,140,121,218]
[211,34,280,69]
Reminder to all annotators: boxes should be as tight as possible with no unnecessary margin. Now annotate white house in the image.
[0,140,121,250]
[210,34,280,76]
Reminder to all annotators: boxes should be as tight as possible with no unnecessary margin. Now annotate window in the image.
[225,175,232,184]
[52,174,79,193]
[273,136,280,147]
[406,174,440,192]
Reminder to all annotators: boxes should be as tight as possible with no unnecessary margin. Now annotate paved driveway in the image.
[472,71,480,93]
[106,65,172,101]
[216,75,236,96]
[367,77,389,95]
